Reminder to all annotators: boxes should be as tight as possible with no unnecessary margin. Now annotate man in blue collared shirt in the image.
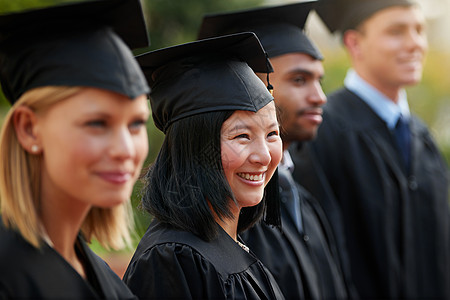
[344,69,411,129]
[292,0,450,299]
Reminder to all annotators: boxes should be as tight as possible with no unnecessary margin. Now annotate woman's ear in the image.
[13,106,42,154]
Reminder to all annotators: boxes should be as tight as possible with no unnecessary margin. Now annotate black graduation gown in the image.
[123,220,285,300]
[241,183,353,300]
[0,218,136,299]
[292,87,450,299]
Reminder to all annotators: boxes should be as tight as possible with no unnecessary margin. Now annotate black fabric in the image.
[241,181,354,299]
[0,0,148,49]
[316,0,415,33]
[277,168,302,232]
[197,1,322,60]
[0,0,149,104]
[137,32,273,133]
[74,239,104,298]
[0,219,137,299]
[292,87,450,299]
[123,220,285,300]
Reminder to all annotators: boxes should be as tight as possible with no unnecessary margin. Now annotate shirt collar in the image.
[280,150,294,173]
[344,69,410,129]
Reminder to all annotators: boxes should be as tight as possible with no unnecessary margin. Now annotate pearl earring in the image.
[31,145,39,153]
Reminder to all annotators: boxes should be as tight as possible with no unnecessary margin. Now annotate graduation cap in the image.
[137,32,274,133]
[197,0,322,60]
[316,0,416,34]
[0,0,150,104]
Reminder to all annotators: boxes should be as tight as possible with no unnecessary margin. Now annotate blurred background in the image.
[1,0,449,277]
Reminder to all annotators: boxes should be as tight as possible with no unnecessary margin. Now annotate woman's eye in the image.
[86,120,106,127]
[234,133,249,139]
[268,131,279,137]
[129,119,147,132]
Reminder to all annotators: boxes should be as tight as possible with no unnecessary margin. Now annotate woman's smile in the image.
[236,172,266,184]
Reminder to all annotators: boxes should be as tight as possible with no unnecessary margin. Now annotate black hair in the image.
[141,110,280,241]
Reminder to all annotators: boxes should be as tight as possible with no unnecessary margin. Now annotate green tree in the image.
[141,0,262,50]
[0,0,76,12]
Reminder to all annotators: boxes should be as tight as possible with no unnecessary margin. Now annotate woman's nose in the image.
[109,128,135,159]
[248,139,271,166]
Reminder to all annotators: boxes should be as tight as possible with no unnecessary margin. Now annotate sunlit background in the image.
[1,0,449,277]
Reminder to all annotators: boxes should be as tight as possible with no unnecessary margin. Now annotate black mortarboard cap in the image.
[0,0,150,104]
[316,0,416,34]
[137,32,274,133]
[197,1,322,60]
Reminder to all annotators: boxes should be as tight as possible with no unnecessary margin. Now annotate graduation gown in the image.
[0,218,136,299]
[241,183,353,300]
[123,220,285,300]
[292,88,450,299]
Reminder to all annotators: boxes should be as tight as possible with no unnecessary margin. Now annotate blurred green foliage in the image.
[0,0,73,12]
[141,0,263,50]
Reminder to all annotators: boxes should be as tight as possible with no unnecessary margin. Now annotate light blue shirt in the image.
[344,69,410,129]
[280,150,294,173]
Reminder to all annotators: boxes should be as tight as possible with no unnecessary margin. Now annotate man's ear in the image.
[343,29,362,59]
[255,72,268,85]
[13,106,42,154]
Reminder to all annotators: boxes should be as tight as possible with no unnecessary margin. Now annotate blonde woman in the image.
[0,0,150,298]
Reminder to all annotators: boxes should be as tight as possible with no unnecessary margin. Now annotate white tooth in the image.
[245,174,250,180]
[250,175,254,181]
[258,174,263,180]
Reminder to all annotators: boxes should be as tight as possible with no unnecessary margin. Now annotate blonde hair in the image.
[0,86,133,250]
